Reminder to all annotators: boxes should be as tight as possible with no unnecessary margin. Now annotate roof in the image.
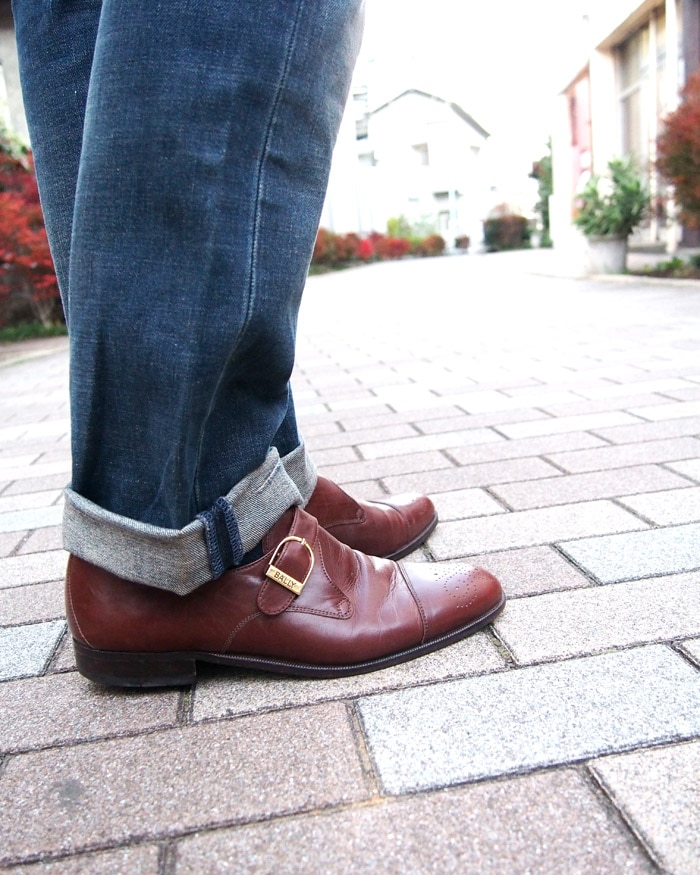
[370,88,490,139]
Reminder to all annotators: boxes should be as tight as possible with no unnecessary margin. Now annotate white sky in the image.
[356,0,593,198]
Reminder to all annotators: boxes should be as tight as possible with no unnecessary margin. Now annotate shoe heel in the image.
[73,639,197,688]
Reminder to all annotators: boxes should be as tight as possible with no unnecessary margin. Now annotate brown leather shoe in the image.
[303,476,437,560]
[66,507,504,687]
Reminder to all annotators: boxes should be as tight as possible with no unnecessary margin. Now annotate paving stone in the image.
[0,453,42,472]
[357,428,505,461]
[429,488,506,521]
[0,505,64,534]
[414,409,545,435]
[452,389,583,414]
[0,460,71,483]
[560,523,700,582]
[306,422,418,452]
[629,399,700,421]
[538,392,675,417]
[0,620,65,681]
[579,377,696,399]
[4,845,160,874]
[1,472,71,496]
[679,637,700,666]
[0,672,179,754]
[320,451,453,486]
[383,457,562,495]
[0,419,70,443]
[546,437,700,474]
[0,550,67,589]
[192,632,505,722]
[666,458,700,482]
[17,525,64,554]
[496,411,642,440]
[494,572,700,663]
[617,486,700,525]
[593,414,700,444]
[0,580,64,626]
[490,465,689,511]
[475,545,590,597]
[0,529,25,557]
[591,741,700,875]
[0,489,62,514]
[428,500,647,560]
[174,769,653,875]
[0,702,368,866]
[358,646,700,793]
[448,431,609,466]
[49,634,77,673]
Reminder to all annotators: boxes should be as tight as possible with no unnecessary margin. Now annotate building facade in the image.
[551,0,700,258]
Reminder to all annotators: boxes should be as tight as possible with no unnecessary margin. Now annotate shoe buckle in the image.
[265,536,315,596]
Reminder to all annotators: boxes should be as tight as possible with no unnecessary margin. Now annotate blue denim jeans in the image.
[13,0,364,593]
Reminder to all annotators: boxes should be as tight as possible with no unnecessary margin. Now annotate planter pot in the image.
[584,235,628,274]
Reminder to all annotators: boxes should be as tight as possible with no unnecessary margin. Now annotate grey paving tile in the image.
[0,702,368,866]
[49,634,77,673]
[561,523,700,582]
[591,741,700,875]
[497,411,642,440]
[320,451,453,486]
[429,500,647,560]
[0,452,42,472]
[476,545,590,597]
[452,389,583,414]
[679,637,700,666]
[0,550,67,589]
[0,579,64,626]
[0,505,63,534]
[494,572,700,663]
[0,529,25,557]
[579,377,697,399]
[666,458,700,482]
[0,460,70,484]
[538,392,677,417]
[414,408,545,435]
[4,845,160,874]
[175,769,654,875]
[17,525,64,554]
[306,422,418,452]
[593,414,700,444]
[617,486,700,525]
[429,488,506,521]
[546,437,700,474]
[0,672,179,754]
[0,489,62,514]
[358,428,505,460]
[358,646,700,793]
[629,399,700,421]
[448,431,609,466]
[491,465,689,510]
[192,632,505,722]
[1,472,70,496]
[0,620,65,681]
[383,457,562,495]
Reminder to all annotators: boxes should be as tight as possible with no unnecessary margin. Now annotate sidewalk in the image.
[1,250,699,873]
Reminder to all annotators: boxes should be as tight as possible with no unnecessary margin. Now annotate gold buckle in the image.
[265,536,315,596]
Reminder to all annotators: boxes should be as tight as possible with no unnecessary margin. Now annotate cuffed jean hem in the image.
[62,445,317,595]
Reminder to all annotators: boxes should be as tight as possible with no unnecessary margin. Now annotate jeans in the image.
[12,0,364,593]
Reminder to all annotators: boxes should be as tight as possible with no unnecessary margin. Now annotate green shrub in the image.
[483,215,530,251]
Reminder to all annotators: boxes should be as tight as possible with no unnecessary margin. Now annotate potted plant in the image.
[573,157,649,273]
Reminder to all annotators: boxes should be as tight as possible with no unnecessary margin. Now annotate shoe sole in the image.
[73,591,505,688]
[384,512,439,561]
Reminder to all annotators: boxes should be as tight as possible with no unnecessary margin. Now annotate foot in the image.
[303,476,437,560]
[67,506,504,687]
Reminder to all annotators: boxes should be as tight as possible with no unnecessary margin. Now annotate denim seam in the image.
[215,496,244,566]
[191,2,306,512]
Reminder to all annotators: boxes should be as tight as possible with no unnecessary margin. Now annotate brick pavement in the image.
[1,250,699,873]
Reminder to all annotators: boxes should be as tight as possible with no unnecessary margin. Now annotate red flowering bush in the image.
[310,227,446,269]
[0,134,61,326]
[657,69,700,226]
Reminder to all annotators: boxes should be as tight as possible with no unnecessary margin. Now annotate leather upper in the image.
[66,506,503,667]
